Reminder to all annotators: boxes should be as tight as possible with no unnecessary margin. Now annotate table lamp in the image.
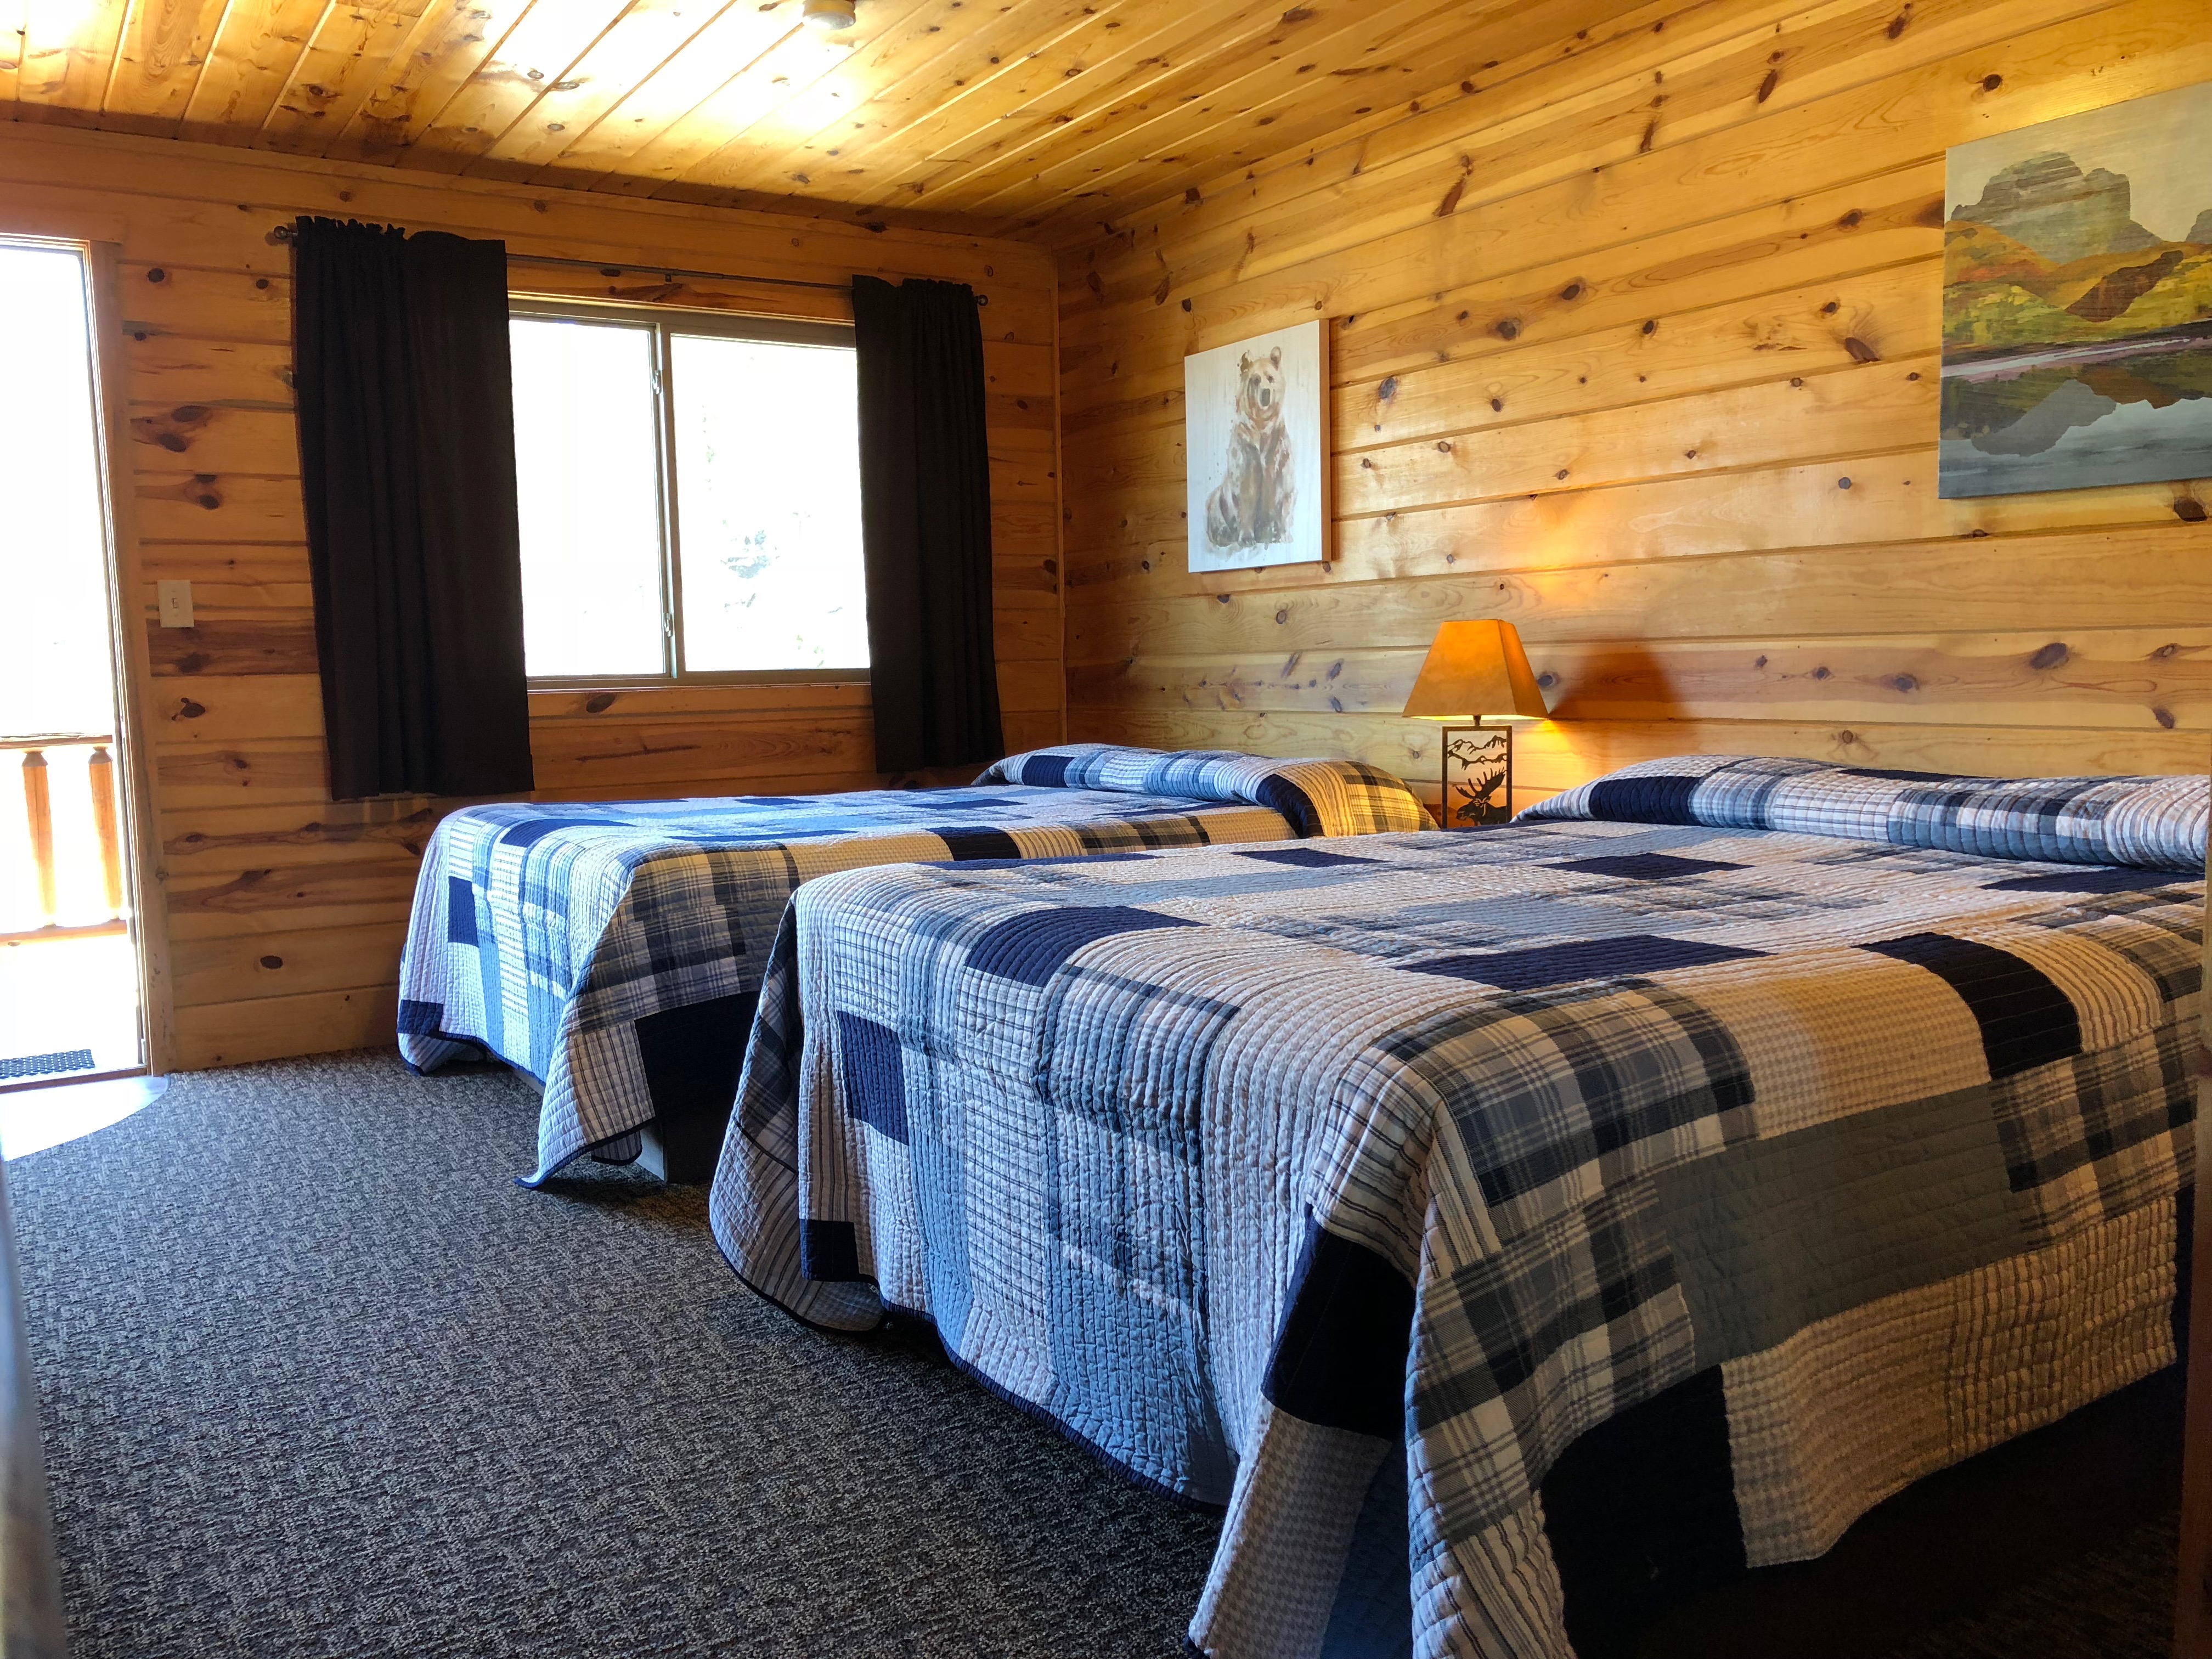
[1402,619,1550,828]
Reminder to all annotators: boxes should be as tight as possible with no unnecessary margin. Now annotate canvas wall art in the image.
[1185,320,1328,572]
[1940,80,2212,498]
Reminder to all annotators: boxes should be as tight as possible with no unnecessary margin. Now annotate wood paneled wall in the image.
[0,121,1062,1069]
[1055,0,2211,818]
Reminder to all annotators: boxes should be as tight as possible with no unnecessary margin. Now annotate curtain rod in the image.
[266,223,986,303]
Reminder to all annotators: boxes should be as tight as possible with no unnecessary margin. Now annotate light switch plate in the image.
[157,580,194,629]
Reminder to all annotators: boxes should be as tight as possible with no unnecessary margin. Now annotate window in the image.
[509,301,869,684]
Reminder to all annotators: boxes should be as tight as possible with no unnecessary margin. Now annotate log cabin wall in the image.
[1054,0,2212,821]
[0,121,1062,1069]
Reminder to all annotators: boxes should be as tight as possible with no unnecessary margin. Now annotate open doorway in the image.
[0,241,143,1090]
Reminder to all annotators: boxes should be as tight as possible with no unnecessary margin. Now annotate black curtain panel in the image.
[851,274,1003,773]
[292,217,533,802]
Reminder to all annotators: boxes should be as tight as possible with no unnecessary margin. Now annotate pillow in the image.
[1517,755,2209,873]
[975,744,1432,837]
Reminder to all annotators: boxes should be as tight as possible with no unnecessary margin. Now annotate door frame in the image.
[80,240,173,1076]
[0,232,171,1079]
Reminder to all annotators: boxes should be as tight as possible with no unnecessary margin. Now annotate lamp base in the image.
[1440,721,1513,829]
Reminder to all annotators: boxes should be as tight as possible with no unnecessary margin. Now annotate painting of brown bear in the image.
[1185,320,1327,572]
[1204,345,1296,549]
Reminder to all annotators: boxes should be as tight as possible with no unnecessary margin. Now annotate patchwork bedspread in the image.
[397,747,1426,1183]
[709,758,2205,1658]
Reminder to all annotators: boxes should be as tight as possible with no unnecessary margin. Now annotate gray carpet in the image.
[7,1052,1218,1657]
[1882,1514,2177,1659]
[4,1051,2182,1658]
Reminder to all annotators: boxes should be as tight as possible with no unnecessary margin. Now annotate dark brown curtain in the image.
[292,217,533,802]
[851,275,1002,773]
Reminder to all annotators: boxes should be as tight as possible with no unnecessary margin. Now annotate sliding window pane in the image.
[669,335,868,673]
[510,317,665,678]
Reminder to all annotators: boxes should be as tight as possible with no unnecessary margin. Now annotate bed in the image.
[708,755,2205,1659]
[396,745,1429,1184]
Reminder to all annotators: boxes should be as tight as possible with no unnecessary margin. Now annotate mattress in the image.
[396,746,1429,1183]
[708,757,2206,1658]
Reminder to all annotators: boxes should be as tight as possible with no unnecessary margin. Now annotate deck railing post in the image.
[87,746,122,919]
[2,733,128,943]
[20,751,55,927]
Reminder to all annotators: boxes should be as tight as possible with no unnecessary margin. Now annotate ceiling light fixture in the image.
[802,0,856,31]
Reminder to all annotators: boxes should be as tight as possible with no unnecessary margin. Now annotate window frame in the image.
[507,295,867,690]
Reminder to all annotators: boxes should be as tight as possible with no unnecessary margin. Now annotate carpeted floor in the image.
[1882,1514,2177,1659]
[4,1052,2182,1658]
[8,1053,1217,1658]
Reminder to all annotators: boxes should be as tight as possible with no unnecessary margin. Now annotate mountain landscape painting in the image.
[1941,80,2212,498]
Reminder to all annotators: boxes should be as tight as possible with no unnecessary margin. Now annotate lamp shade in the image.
[1402,619,1549,720]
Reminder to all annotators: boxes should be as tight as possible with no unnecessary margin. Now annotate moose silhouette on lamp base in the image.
[1442,725,1514,830]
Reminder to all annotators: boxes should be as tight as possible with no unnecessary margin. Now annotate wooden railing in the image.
[2,736,123,946]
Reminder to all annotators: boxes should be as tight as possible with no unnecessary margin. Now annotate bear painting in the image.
[1185,321,1327,572]
[1205,346,1296,550]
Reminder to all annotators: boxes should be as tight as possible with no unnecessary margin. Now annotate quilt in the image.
[396,746,1427,1183]
[709,758,2205,1658]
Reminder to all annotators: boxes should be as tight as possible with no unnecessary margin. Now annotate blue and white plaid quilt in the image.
[397,746,1427,1183]
[709,759,2204,1658]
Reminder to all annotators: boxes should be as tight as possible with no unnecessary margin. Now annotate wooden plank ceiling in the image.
[0,0,1631,241]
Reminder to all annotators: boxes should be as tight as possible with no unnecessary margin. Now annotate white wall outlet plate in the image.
[156,580,194,629]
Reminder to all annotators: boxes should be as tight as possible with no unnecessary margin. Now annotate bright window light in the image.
[510,316,667,679]
[670,334,866,673]
[0,245,114,740]
[507,307,868,683]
